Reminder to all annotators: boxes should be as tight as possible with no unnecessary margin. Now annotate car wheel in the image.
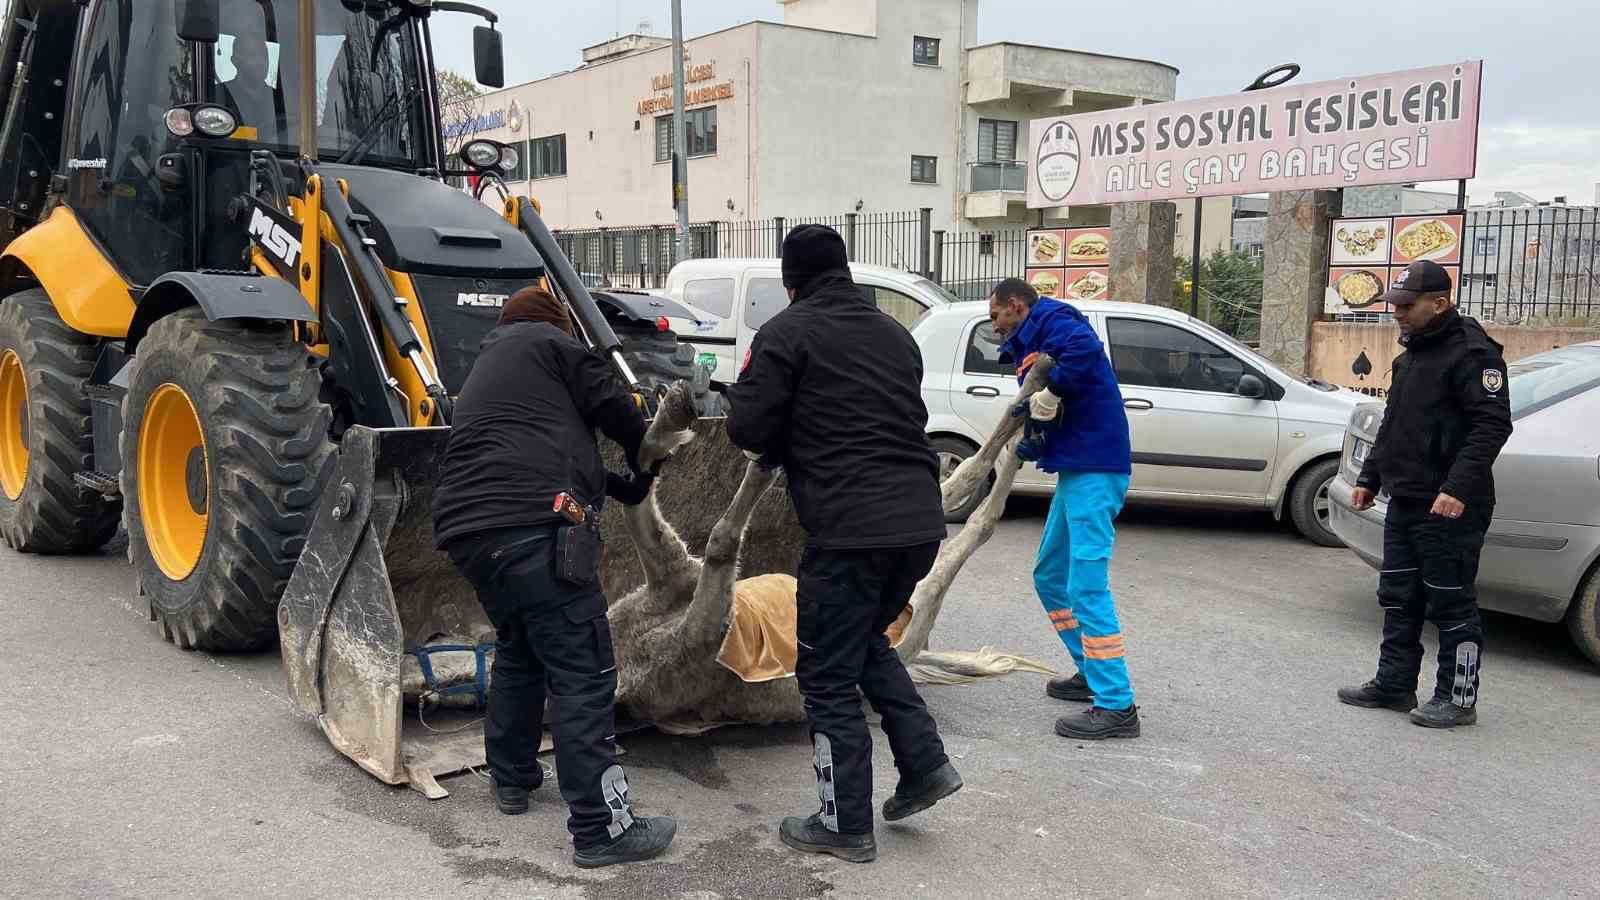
[1289,458,1344,548]
[1565,563,1600,667]
[931,436,987,524]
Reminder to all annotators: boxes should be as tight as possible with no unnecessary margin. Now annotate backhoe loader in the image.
[0,0,798,796]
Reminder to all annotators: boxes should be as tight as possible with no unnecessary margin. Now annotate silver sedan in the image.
[1328,341,1600,665]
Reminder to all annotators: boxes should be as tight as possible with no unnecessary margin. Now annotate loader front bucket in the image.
[279,419,806,798]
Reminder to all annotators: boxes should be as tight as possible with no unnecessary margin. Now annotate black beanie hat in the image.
[781,224,850,290]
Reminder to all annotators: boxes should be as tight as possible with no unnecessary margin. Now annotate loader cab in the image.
[1,0,446,286]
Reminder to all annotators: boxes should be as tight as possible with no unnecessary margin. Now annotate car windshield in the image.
[208,0,429,168]
[1507,345,1600,417]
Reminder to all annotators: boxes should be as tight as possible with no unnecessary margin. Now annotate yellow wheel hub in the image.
[0,350,27,501]
[138,383,209,581]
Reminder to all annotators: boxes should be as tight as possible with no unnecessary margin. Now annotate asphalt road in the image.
[3,502,1597,899]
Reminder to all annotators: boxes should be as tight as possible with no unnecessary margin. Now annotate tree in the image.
[436,69,484,157]
[1170,249,1265,343]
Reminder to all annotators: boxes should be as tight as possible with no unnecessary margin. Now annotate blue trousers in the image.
[1034,472,1135,710]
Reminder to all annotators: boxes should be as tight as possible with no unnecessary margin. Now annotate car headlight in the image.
[461,139,503,170]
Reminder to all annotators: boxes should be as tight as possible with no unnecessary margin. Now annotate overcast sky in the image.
[438,0,1594,205]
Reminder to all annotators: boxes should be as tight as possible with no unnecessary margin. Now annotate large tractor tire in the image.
[120,308,333,651]
[0,289,121,553]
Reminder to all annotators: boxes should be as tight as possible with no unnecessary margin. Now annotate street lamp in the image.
[1189,63,1301,317]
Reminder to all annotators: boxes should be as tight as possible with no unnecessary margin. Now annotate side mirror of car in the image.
[473,26,506,88]
[1236,373,1266,400]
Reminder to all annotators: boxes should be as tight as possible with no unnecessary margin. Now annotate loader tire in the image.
[121,308,333,651]
[0,289,121,553]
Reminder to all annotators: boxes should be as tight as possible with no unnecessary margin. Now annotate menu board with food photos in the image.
[1327,213,1464,314]
[1026,226,1112,299]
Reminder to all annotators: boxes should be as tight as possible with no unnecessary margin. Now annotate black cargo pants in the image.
[446,525,634,850]
[795,542,949,835]
[1374,498,1491,707]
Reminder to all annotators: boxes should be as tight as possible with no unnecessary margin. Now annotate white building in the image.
[456,0,1177,240]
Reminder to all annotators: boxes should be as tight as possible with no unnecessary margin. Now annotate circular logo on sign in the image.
[1035,121,1082,203]
[507,99,524,134]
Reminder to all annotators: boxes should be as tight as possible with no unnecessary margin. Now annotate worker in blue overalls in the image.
[989,277,1140,740]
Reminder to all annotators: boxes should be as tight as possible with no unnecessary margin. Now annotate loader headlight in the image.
[167,104,238,139]
[462,140,502,170]
[496,143,519,174]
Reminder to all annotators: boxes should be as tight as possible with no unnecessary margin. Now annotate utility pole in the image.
[671,0,690,261]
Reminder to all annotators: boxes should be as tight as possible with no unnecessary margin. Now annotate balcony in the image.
[964,161,1028,220]
[969,160,1027,193]
[965,42,1178,109]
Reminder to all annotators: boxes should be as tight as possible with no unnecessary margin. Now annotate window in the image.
[963,321,1012,377]
[1107,318,1252,395]
[746,277,789,331]
[528,133,567,179]
[911,155,938,184]
[977,119,1018,163]
[683,277,735,319]
[979,234,995,256]
[69,0,195,284]
[869,287,930,331]
[501,141,529,181]
[1474,234,1499,257]
[654,107,718,162]
[913,36,940,66]
[1506,347,1600,418]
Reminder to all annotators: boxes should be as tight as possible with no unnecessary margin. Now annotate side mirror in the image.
[473,26,505,88]
[177,0,221,43]
[1236,373,1266,399]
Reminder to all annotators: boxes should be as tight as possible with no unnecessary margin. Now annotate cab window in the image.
[1107,318,1251,394]
[963,321,1011,377]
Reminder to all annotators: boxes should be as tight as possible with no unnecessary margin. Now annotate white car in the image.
[659,258,957,383]
[914,301,1365,545]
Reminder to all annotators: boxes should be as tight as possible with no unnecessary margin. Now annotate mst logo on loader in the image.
[248,203,303,276]
[456,292,510,308]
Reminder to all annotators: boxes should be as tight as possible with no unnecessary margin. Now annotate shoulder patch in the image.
[1482,369,1504,393]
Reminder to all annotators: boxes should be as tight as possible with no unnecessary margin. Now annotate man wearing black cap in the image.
[724,225,961,862]
[432,287,676,867]
[1339,260,1512,729]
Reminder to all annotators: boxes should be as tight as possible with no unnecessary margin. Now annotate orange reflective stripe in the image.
[1016,352,1040,376]
[1053,620,1075,632]
[1048,609,1079,630]
[1082,634,1126,660]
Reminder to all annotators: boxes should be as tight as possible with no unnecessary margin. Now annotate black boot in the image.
[882,761,963,822]
[1410,698,1477,729]
[779,813,876,863]
[1046,672,1093,702]
[492,777,530,816]
[573,816,677,868]
[1055,705,1140,740]
[1337,680,1418,712]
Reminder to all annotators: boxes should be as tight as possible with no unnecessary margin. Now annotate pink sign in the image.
[1028,62,1482,207]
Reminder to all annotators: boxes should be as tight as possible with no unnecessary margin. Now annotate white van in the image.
[659,259,959,383]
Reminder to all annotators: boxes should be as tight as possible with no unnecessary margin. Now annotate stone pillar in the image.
[1109,201,1176,304]
[1260,190,1341,375]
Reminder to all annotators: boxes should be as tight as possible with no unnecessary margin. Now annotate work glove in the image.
[1028,390,1061,421]
[605,470,655,506]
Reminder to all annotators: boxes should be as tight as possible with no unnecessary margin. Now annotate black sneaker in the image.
[573,816,677,869]
[882,761,963,822]
[1337,680,1418,712]
[492,778,530,816]
[1055,705,1141,740]
[779,813,876,863]
[1046,672,1094,703]
[1410,698,1477,729]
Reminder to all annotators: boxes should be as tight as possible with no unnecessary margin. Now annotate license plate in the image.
[1350,438,1371,466]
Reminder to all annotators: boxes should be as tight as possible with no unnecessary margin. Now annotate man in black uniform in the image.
[432,287,675,867]
[1339,261,1512,729]
[725,225,962,863]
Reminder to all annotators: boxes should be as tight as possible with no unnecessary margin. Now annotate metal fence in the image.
[553,210,932,291]
[1456,206,1600,324]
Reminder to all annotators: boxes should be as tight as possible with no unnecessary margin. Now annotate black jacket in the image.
[724,271,945,550]
[432,322,645,547]
[1357,310,1512,504]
